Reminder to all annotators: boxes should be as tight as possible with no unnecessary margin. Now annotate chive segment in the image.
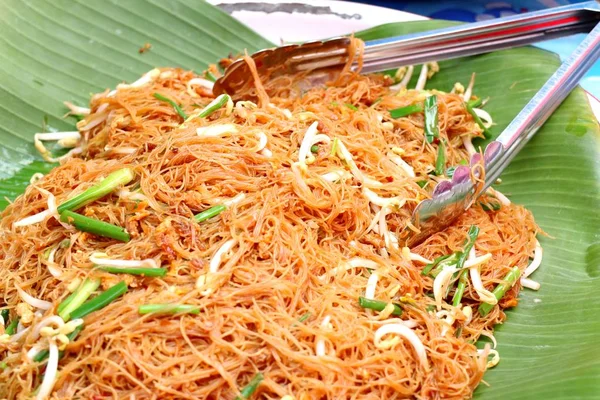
[99,266,167,277]
[1,309,8,324]
[358,297,403,316]
[138,304,200,315]
[416,180,428,189]
[390,103,423,119]
[58,278,101,320]
[452,226,480,306]
[310,144,319,153]
[153,92,188,119]
[60,210,130,242]
[421,254,451,276]
[465,101,491,139]
[344,103,358,111]
[435,140,446,176]
[57,168,134,213]
[198,94,230,119]
[5,317,19,335]
[424,95,439,143]
[33,325,83,363]
[235,373,264,400]
[193,204,226,223]
[297,312,311,323]
[205,71,217,82]
[69,281,128,320]
[478,267,521,317]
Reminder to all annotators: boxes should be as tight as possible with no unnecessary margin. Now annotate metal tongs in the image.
[214,2,600,246]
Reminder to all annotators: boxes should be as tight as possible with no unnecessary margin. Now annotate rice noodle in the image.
[0,44,540,399]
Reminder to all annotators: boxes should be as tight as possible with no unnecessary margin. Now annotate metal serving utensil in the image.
[214,1,600,246]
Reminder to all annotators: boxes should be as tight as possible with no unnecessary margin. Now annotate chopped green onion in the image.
[99,266,168,277]
[33,325,83,363]
[358,297,402,316]
[60,210,130,242]
[59,239,71,248]
[435,141,446,176]
[478,267,521,317]
[0,361,7,369]
[1,309,8,324]
[467,98,483,108]
[389,103,423,119]
[421,254,451,276]
[454,325,463,338]
[153,92,188,120]
[480,200,502,211]
[451,226,480,306]
[297,312,311,323]
[138,304,200,315]
[446,166,457,178]
[58,278,101,320]
[198,94,230,119]
[310,144,319,153]
[416,180,429,189]
[193,204,226,223]
[69,281,128,320]
[5,317,19,335]
[425,304,436,312]
[205,71,217,82]
[330,101,339,107]
[330,137,339,156]
[344,103,358,111]
[465,102,491,139]
[57,168,135,213]
[235,373,264,400]
[424,95,439,143]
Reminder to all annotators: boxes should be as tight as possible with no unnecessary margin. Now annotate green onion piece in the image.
[138,304,200,315]
[153,92,188,120]
[425,304,436,312]
[430,254,459,278]
[310,144,319,153]
[465,101,491,139]
[330,137,339,156]
[389,103,423,119]
[330,101,339,107]
[478,267,521,317]
[421,254,451,276]
[193,204,226,223]
[60,210,130,242]
[235,373,264,400]
[205,71,217,82]
[99,266,167,277]
[416,180,428,189]
[480,200,502,211]
[5,317,19,335]
[344,103,358,111]
[0,309,8,324]
[446,166,457,178]
[451,226,480,306]
[424,95,439,143]
[297,312,311,323]
[57,168,134,213]
[435,141,446,176]
[0,361,7,369]
[467,98,483,108]
[198,94,230,119]
[459,159,468,165]
[58,278,101,320]
[358,297,402,316]
[59,239,71,248]
[69,281,128,320]
[454,325,463,338]
[34,324,83,363]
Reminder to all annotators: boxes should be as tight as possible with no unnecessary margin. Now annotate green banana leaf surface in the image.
[0,1,598,398]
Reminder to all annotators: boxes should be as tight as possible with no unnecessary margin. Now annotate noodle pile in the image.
[0,41,539,399]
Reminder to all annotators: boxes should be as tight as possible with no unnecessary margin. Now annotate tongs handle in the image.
[363,1,600,73]
[484,21,600,188]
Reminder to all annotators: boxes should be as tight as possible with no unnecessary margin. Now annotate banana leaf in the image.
[0,1,598,398]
